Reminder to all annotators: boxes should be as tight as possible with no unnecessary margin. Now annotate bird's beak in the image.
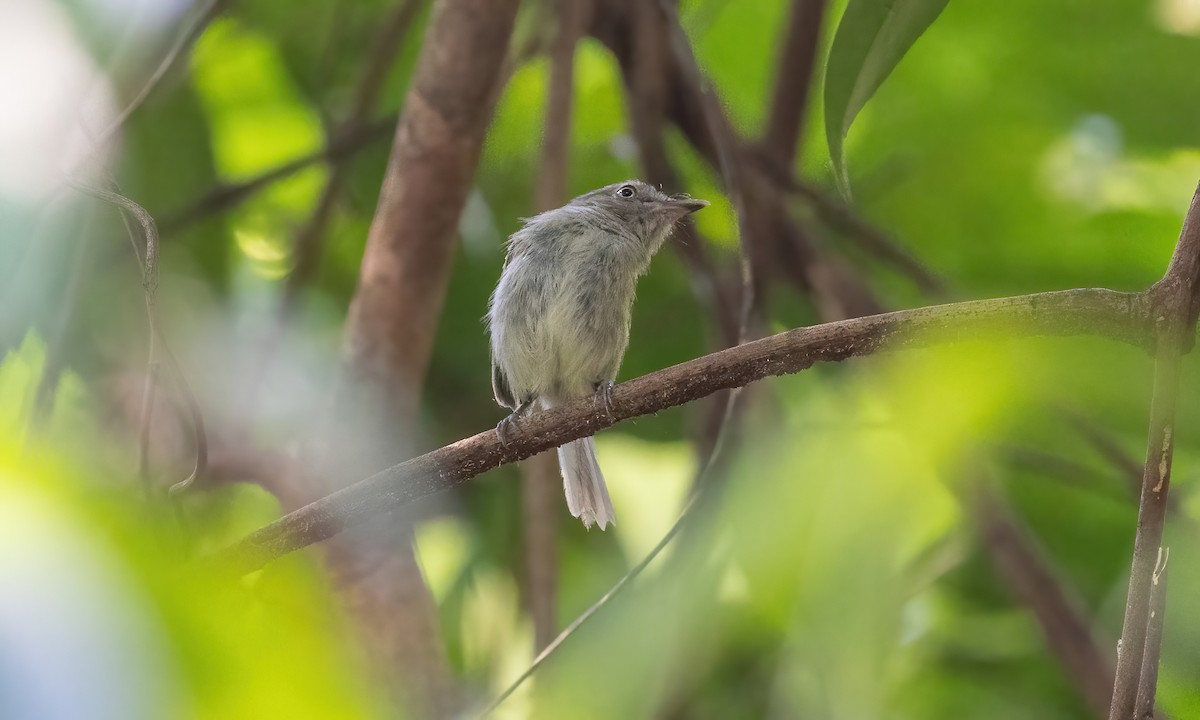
[667,197,710,214]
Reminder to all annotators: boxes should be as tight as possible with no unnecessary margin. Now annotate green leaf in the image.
[824,0,950,196]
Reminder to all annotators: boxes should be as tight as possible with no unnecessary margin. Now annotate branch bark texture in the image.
[216,287,1151,574]
[342,0,519,419]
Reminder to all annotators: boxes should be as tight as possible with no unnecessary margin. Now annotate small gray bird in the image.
[487,180,708,529]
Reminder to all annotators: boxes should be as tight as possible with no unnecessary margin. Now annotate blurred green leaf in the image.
[824,0,949,194]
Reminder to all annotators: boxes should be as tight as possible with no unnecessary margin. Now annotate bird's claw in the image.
[496,399,534,448]
[496,414,518,448]
[594,380,616,420]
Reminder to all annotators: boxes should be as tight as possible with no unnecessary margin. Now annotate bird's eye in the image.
[617,185,636,198]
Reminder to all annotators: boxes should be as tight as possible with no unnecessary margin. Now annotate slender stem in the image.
[1108,341,1183,720]
[476,491,700,719]
[68,181,208,493]
[1135,547,1169,719]
[91,0,229,152]
[1108,183,1200,720]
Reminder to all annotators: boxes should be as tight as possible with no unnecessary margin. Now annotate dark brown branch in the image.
[763,0,826,160]
[658,0,766,323]
[1109,183,1200,720]
[534,0,588,213]
[213,287,1152,574]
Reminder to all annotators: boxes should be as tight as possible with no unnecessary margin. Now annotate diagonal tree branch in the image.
[213,286,1154,574]
[161,19,545,234]
[161,116,396,232]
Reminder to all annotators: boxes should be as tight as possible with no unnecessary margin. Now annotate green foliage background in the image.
[3,0,1200,717]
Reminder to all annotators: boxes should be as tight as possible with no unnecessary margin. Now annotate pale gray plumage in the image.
[487,180,708,529]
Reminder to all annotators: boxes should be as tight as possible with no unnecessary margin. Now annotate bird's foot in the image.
[593,380,617,420]
[496,399,534,448]
[496,414,518,448]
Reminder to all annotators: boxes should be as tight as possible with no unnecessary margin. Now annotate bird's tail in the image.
[557,437,615,530]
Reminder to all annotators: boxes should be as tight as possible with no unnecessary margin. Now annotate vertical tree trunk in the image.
[319,0,521,716]
[343,0,519,419]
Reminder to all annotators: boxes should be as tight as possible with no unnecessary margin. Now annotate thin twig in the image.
[213,286,1153,574]
[161,116,396,232]
[162,18,549,235]
[534,0,588,213]
[1135,547,1169,719]
[593,0,881,320]
[90,0,229,152]
[477,491,700,718]
[137,362,161,499]
[1061,408,1145,497]
[997,443,1130,499]
[751,150,947,297]
[229,0,424,424]
[1108,182,1200,719]
[68,181,207,493]
[283,0,422,309]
